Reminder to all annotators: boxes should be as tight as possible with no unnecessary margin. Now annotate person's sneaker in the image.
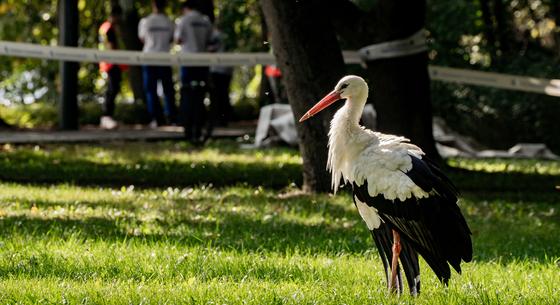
[100,116,118,130]
[149,120,158,129]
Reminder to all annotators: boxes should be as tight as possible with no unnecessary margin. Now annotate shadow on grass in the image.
[0,149,558,193]
[0,151,302,189]
[0,211,370,255]
[448,167,560,193]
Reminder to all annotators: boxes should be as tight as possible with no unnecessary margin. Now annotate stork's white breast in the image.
[355,195,381,230]
[351,144,430,201]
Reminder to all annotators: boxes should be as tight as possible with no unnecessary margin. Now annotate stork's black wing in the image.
[405,155,472,270]
[353,155,472,285]
[355,195,421,295]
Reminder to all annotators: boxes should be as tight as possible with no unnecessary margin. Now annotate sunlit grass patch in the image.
[449,158,560,175]
[0,141,302,188]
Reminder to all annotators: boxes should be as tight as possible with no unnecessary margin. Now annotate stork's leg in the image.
[389,229,402,292]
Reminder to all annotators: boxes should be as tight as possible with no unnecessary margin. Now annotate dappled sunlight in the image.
[1,183,558,260]
[0,184,368,253]
[1,0,559,301]
[11,142,301,167]
[458,34,491,66]
[449,158,560,175]
[0,143,558,304]
[1,142,558,193]
[0,179,558,303]
[0,142,303,188]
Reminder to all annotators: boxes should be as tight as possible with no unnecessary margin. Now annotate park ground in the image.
[0,140,558,304]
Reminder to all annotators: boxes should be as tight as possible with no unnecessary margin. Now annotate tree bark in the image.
[198,0,215,23]
[260,0,346,192]
[368,54,439,162]
[257,7,273,107]
[480,0,497,55]
[118,0,146,105]
[332,0,441,163]
[551,0,560,55]
[493,0,514,58]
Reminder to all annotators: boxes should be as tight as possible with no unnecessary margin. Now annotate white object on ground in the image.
[254,105,559,160]
[149,120,158,129]
[100,116,118,130]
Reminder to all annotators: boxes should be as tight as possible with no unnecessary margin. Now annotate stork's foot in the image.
[389,229,401,293]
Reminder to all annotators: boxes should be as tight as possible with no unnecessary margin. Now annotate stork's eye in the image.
[340,83,348,90]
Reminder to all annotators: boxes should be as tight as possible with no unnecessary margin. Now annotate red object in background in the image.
[265,65,282,78]
[99,21,128,73]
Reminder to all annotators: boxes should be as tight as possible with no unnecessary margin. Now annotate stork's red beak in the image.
[299,90,342,122]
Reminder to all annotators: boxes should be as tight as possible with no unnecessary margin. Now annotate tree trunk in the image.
[198,0,215,23]
[551,0,560,55]
[257,7,273,107]
[0,118,12,129]
[118,0,146,105]
[480,0,497,56]
[332,0,441,163]
[260,0,346,193]
[367,1,440,162]
[493,0,513,58]
[58,0,79,130]
[368,54,439,161]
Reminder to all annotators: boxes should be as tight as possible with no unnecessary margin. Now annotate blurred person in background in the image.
[175,0,213,144]
[98,5,127,129]
[208,22,234,128]
[138,0,177,128]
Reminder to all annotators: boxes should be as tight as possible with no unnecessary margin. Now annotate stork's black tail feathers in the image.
[371,223,420,296]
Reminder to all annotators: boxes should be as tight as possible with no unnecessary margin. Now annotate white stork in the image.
[299,75,472,295]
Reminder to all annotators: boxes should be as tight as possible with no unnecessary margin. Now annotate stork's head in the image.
[299,75,368,122]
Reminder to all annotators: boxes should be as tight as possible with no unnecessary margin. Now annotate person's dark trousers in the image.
[142,65,177,125]
[103,66,122,116]
[209,72,233,127]
[180,66,209,142]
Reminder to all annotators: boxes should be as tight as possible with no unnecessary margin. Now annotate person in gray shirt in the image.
[138,0,177,127]
[175,0,213,144]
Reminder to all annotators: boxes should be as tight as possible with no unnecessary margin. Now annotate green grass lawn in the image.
[0,141,558,304]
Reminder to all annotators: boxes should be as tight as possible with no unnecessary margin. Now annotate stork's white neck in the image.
[330,90,369,140]
[341,91,368,126]
[327,90,373,192]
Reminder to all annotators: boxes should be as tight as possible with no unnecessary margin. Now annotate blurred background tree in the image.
[330,0,441,162]
[428,0,560,153]
[0,0,559,152]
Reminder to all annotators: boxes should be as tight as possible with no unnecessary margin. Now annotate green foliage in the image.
[0,102,57,128]
[215,0,264,52]
[431,82,560,152]
[0,1,107,104]
[349,0,377,12]
[0,101,150,128]
[428,0,560,153]
[0,1,58,104]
